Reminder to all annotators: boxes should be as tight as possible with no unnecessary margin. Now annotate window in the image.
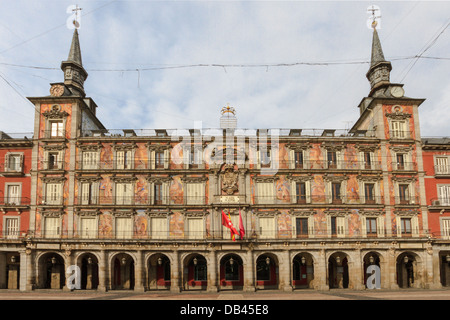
[45,217,60,238]
[399,184,410,204]
[188,218,204,239]
[327,151,337,169]
[259,216,275,239]
[5,217,19,239]
[438,185,450,206]
[436,157,449,175]
[261,150,271,168]
[400,218,412,236]
[296,218,308,238]
[257,182,274,204]
[82,151,99,169]
[115,217,132,239]
[364,183,375,204]
[296,182,306,204]
[390,120,406,139]
[115,183,133,205]
[330,216,345,237]
[442,219,450,240]
[154,183,163,205]
[50,120,64,138]
[116,150,132,169]
[80,182,98,205]
[366,218,377,237]
[48,152,61,170]
[186,183,204,205]
[331,182,341,204]
[396,153,406,170]
[294,151,304,169]
[6,184,20,205]
[363,152,372,169]
[6,154,22,172]
[151,217,167,239]
[155,151,165,169]
[80,218,96,239]
[45,183,62,205]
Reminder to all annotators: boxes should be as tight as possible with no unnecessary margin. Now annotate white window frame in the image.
[115,182,134,205]
[435,156,450,175]
[390,120,408,139]
[82,151,100,170]
[45,183,63,205]
[258,216,276,239]
[360,215,385,238]
[4,152,23,172]
[80,181,99,205]
[115,216,132,239]
[186,182,205,205]
[396,215,419,237]
[79,217,97,239]
[49,120,64,138]
[44,216,61,238]
[4,217,20,239]
[151,216,168,239]
[441,218,450,240]
[5,183,21,205]
[187,217,204,239]
[437,185,450,206]
[257,181,274,204]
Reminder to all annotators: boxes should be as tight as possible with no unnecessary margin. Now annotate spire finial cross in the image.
[72,4,82,29]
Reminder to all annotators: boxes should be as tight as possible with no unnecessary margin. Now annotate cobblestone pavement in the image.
[0,288,449,300]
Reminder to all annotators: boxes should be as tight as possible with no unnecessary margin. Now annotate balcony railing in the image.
[435,165,450,176]
[430,197,450,207]
[0,197,31,206]
[393,195,420,206]
[255,195,385,205]
[18,228,435,241]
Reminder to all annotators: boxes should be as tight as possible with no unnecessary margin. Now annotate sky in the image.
[0,0,449,137]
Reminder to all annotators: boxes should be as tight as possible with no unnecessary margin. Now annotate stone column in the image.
[97,249,107,292]
[207,249,218,292]
[244,248,255,292]
[171,250,181,292]
[315,249,329,290]
[0,253,6,289]
[134,250,145,292]
[280,250,292,291]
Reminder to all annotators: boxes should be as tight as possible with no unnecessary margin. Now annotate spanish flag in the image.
[222,210,239,241]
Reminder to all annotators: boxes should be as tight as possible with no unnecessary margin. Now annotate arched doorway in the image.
[219,254,243,290]
[328,252,349,289]
[185,254,207,290]
[256,253,278,289]
[292,253,314,289]
[78,253,99,290]
[112,253,135,290]
[38,253,65,289]
[363,252,381,289]
[439,251,450,287]
[148,254,171,290]
[396,252,416,288]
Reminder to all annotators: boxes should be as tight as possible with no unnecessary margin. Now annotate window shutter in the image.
[289,150,295,169]
[337,217,346,238]
[188,218,203,239]
[259,217,275,239]
[291,181,297,204]
[45,217,60,238]
[305,181,311,204]
[81,183,90,205]
[308,215,315,238]
[116,183,124,205]
[361,216,367,237]
[442,219,450,239]
[116,217,131,239]
[116,151,125,169]
[151,217,167,239]
[378,216,385,237]
[164,149,170,169]
[396,216,401,237]
[81,218,96,239]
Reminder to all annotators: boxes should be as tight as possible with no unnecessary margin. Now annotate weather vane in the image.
[66,4,82,30]
[367,5,381,30]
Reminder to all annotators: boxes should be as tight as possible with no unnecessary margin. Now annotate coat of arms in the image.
[221,164,238,195]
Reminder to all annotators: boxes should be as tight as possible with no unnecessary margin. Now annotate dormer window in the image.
[50,120,64,138]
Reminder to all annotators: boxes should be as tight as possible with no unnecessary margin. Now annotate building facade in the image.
[1,27,449,292]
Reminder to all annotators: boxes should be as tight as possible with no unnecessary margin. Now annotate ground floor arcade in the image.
[0,240,449,291]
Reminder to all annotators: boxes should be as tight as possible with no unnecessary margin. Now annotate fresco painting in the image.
[276,176,291,203]
[98,212,113,238]
[134,143,147,169]
[99,175,113,204]
[309,144,324,169]
[100,143,113,170]
[134,211,148,238]
[169,176,184,205]
[311,175,326,203]
[135,175,148,205]
[169,211,184,238]
[278,210,291,238]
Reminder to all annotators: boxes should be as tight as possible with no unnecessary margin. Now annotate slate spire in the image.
[366,27,392,97]
[60,29,88,97]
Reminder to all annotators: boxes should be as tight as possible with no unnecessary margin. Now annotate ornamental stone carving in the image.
[221,164,238,195]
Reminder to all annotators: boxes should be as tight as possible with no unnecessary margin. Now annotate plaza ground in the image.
[0,288,449,300]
